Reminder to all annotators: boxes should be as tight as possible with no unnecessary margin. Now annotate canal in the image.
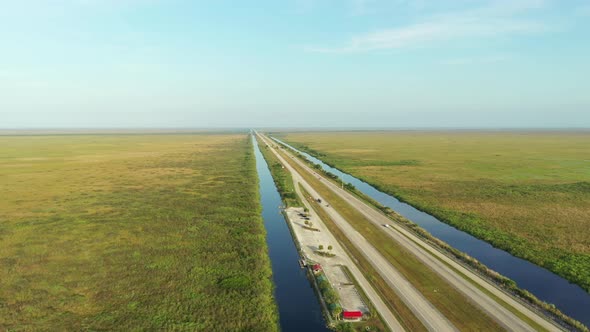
[272,136,590,327]
[253,136,330,332]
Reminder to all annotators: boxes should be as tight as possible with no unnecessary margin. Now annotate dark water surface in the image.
[253,136,330,332]
[272,137,590,327]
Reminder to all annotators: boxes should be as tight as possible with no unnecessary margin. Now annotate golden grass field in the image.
[278,131,590,292]
[0,133,278,331]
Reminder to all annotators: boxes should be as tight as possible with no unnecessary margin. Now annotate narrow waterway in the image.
[272,137,590,327]
[253,136,330,332]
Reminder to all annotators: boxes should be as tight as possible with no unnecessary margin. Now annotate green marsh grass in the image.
[0,134,278,331]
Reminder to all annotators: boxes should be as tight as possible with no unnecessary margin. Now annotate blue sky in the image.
[1,0,589,128]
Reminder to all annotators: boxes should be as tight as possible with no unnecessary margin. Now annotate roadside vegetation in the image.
[315,271,342,320]
[276,131,590,294]
[0,134,278,331]
[278,147,504,331]
[258,136,386,331]
[283,138,587,332]
[256,139,303,207]
[301,187,424,332]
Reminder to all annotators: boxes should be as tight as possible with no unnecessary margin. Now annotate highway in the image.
[258,133,456,331]
[289,190,406,332]
[256,133,406,332]
[258,132,563,332]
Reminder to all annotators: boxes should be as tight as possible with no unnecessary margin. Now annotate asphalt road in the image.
[258,133,456,331]
[258,132,563,332]
[258,136,405,331]
[257,134,406,332]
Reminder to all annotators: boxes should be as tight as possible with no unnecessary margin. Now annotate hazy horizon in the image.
[2,126,589,133]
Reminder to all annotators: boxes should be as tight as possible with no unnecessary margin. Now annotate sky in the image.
[1,0,589,128]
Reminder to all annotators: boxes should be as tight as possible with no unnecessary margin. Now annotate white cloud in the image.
[307,18,545,53]
[306,0,551,53]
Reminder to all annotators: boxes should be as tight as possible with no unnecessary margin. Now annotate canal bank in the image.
[253,135,330,332]
[271,136,590,329]
[257,133,403,332]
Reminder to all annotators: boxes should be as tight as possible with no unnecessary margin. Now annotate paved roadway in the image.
[257,134,406,332]
[258,133,457,332]
[285,208,368,314]
[285,207,402,331]
[259,132,563,332]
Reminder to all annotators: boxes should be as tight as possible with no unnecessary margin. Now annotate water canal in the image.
[253,136,330,332]
[272,136,590,328]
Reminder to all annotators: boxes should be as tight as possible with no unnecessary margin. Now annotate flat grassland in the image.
[277,131,590,292]
[0,134,278,331]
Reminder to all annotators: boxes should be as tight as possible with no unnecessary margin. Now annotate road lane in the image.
[255,134,406,332]
[258,133,458,332]
[266,133,563,332]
